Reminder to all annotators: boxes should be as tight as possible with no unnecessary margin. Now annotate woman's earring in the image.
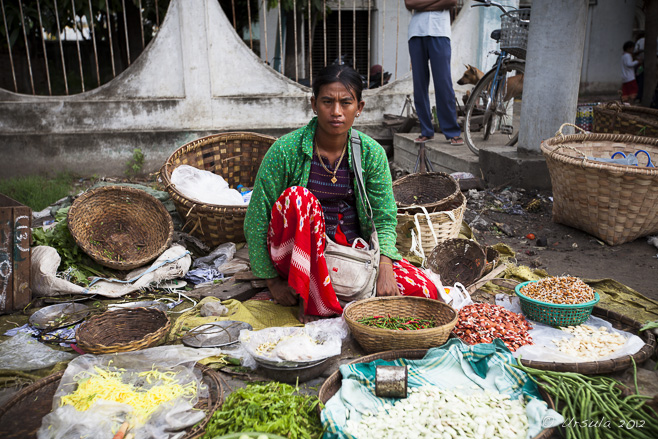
[314,110,317,114]
[356,113,360,117]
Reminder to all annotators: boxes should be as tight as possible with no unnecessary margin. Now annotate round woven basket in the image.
[67,185,174,270]
[343,296,457,353]
[519,307,657,374]
[317,349,556,439]
[76,307,171,354]
[160,132,276,247]
[0,364,223,439]
[426,238,487,287]
[392,172,460,214]
[541,132,658,245]
[515,280,600,326]
[593,102,658,137]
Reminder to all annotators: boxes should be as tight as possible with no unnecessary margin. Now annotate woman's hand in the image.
[376,256,400,297]
[266,277,299,306]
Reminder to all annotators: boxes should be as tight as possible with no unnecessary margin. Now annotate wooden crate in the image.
[0,194,31,314]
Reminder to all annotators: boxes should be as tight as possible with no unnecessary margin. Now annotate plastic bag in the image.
[171,165,245,205]
[422,269,473,310]
[239,317,348,366]
[495,295,646,363]
[0,332,75,370]
[37,345,223,439]
[199,301,229,317]
[193,242,236,269]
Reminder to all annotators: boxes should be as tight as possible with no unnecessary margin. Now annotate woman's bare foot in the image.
[297,300,325,324]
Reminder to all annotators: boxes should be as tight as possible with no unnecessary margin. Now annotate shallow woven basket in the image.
[343,296,458,353]
[395,191,466,259]
[0,364,223,439]
[426,238,486,287]
[67,186,174,270]
[519,307,657,374]
[160,132,276,247]
[317,349,556,439]
[76,307,171,354]
[541,132,658,245]
[392,172,460,214]
[593,102,658,137]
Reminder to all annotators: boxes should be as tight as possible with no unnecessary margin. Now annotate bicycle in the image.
[463,0,530,155]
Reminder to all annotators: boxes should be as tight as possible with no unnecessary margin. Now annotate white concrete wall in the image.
[580,0,637,94]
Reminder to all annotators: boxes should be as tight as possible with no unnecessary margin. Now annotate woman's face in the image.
[311,81,365,139]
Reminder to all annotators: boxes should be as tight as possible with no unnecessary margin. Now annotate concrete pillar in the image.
[518,0,589,153]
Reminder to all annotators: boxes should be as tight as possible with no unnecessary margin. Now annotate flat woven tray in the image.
[0,364,223,439]
[317,349,556,439]
[519,306,656,374]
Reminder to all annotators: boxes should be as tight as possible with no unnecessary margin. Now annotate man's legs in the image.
[409,37,435,139]
[428,37,461,140]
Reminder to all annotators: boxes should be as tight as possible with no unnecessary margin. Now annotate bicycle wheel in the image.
[463,61,525,155]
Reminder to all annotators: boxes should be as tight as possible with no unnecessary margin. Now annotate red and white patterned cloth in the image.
[267,187,439,317]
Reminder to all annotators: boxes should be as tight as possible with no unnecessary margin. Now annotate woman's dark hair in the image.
[312,64,364,102]
[623,41,635,51]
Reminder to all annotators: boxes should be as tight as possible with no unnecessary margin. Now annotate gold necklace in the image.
[315,138,347,184]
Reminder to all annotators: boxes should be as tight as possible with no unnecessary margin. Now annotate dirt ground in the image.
[460,187,658,301]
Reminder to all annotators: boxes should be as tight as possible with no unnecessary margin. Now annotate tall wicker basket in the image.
[593,102,658,137]
[160,132,276,247]
[541,131,658,245]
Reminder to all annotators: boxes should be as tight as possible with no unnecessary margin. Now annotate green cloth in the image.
[321,338,561,439]
[244,117,402,278]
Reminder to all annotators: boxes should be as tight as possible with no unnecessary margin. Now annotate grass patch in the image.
[0,172,76,211]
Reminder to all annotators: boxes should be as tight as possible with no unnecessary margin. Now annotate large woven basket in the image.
[426,238,486,286]
[395,191,466,261]
[392,172,460,214]
[593,102,658,137]
[76,307,171,354]
[160,132,276,247]
[343,296,457,353]
[0,364,223,439]
[67,186,174,270]
[519,307,657,374]
[317,349,556,439]
[541,132,658,245]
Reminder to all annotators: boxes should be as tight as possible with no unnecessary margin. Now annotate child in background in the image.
[621,41,639,103]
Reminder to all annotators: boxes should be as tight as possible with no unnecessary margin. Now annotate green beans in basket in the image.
[356,315,437,330]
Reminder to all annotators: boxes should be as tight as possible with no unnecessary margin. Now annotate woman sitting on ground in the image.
[244,64,440,323]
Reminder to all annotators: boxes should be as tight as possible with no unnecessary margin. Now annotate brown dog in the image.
[456,64,523,103]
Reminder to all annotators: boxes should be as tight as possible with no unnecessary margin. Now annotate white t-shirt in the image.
[621,52,638,83]
[408,10,451,40]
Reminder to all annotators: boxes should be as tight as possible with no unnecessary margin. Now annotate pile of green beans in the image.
[201,381,324,439]
[356,315,437,330]
[515,360,658,439]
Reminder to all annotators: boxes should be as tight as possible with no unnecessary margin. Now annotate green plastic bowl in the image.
[515,280,600,326]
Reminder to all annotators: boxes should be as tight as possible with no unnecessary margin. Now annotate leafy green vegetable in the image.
[201,382,324,439]
[32,207,111,286]
[640,321,658,332]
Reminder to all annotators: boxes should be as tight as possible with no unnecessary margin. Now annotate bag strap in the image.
[350,131,376,232]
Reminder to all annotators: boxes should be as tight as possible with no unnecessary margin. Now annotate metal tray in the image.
[29,303,91,331]
[256,358,330,383]
[182,320,253,348]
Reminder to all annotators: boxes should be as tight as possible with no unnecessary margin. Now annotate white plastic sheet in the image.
[240,317,349,366]
[496,295,646,363]
[0,333,75,371]
[37,345,232,439]
[171,165,246,206]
